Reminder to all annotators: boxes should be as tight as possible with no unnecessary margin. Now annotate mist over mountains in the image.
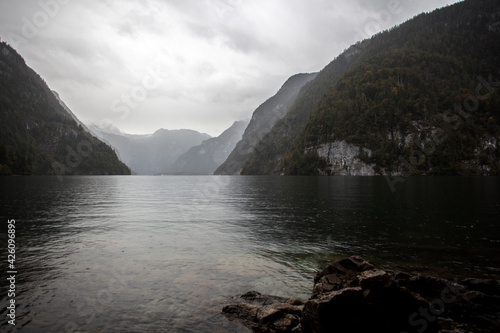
[1,0,499,177]
[89,126,211,175]
[90,121,248,175]
[169,120,248,175]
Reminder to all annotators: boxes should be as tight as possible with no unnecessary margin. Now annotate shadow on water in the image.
[226,176,500,279]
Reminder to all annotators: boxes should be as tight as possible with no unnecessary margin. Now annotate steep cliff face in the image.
[214,73,317,175]
[314,141,376,176]
[0,42,130,176]
[169,120,248,175]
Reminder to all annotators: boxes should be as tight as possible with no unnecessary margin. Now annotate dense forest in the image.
[286,49,499,175]
[242,0,500,175]
[0,42,130,175]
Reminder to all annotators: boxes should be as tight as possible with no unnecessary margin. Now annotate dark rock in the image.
[222,257,500,333]
[222,292,303,333]
[460,278,500,296]
[239,291,304,306]
[396,275,466,301]
[302,287,365,333]
[398,275,500,332]
[444,291,500,333]
[302,257,437,333]
[311,256,376,298]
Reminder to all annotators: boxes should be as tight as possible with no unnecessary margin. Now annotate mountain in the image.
[214,73,317,175]
[239,46,367,175]
[0,42,130,176]
[169,120,248,175]
[52,90,95,135]
[90,126,211,175]
[243,0,500,176]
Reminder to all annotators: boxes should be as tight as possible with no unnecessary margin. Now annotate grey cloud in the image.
[222,28,272,54]
[184,22,218,41]
[117,20,137,37]
[0,0,462,136]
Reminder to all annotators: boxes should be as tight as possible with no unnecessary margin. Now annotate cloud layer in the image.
[0,0,461,136]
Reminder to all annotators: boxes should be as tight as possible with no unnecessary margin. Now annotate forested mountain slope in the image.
[215,73,317,175]
[0,42,130,176]
[242,0,500,175]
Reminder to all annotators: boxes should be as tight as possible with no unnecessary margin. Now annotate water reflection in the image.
[0,176,498,332]
[229,176,500,278]
[0,177,127,332]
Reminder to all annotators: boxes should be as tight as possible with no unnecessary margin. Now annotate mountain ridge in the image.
[215,72,318,175]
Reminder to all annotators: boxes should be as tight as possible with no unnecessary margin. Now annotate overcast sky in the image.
[0,0,461,136]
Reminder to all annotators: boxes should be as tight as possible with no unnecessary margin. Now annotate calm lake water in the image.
[0,176,499,332]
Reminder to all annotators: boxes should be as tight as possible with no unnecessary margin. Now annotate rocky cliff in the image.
[313,141,376,176]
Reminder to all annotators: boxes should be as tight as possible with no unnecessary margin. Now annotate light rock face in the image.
[314,141,375,175]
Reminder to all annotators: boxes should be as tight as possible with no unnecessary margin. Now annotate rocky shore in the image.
[222,256,500,333]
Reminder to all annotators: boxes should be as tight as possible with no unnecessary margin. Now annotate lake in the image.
[0,176,499,332]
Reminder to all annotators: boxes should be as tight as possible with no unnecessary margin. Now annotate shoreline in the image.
[223,256,500,333]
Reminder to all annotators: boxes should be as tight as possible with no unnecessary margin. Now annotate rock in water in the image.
[222,256,500,333]
[302,256,436,333]
[222,291,304,332]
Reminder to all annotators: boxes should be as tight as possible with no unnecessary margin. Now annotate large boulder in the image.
[302,256,437,333]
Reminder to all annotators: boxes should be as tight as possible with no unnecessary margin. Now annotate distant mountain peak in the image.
[169,120,249,175]
[92,126,213,175]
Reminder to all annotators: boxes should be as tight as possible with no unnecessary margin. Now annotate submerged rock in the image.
[222,291,303,332]
[222,256,500,333]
